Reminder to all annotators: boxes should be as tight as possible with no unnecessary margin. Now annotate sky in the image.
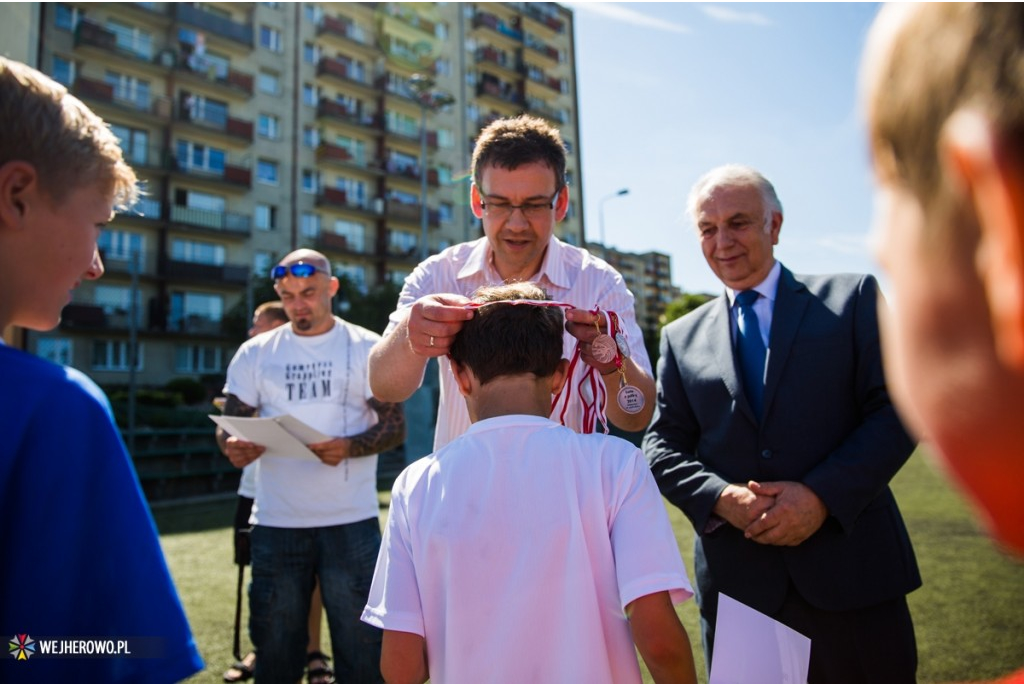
[567,2,883,295]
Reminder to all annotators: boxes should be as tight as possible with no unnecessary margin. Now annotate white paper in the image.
[209,415,334,461]
[709,593,811,684]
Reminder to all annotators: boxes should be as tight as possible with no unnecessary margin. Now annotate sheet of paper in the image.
[709,593,811,684]
[273,414,334,444]
[209,415,323,461]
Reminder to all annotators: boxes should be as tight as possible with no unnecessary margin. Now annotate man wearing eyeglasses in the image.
[370,115,655,450]
[217,249,406,683]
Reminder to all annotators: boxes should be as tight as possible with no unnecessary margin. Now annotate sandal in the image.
[307,650,335,684]
[223,651,256,683]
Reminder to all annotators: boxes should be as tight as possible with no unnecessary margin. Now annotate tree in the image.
[661,293,715,327]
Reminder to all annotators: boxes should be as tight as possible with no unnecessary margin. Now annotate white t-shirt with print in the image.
[224,317,381,528]
[361,414,693,684]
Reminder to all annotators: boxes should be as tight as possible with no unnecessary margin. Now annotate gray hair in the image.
[686,164,783,233]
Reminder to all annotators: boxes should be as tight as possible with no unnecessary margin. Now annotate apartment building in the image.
[21,1,582,387]
[587,242,676,342]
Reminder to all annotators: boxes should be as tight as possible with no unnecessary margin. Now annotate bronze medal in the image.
[591,334,617,365]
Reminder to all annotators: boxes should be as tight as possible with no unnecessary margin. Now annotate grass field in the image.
[155,447,1024,683]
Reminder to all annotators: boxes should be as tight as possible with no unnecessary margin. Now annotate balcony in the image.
[525,98,566,125]
[316,187,379,215]
[383,3,437,37]
[526,69,565,94]
[522,4,566,34]
[170,158,251,188]
[385,127,439,149]
[317,15,371,47]
[177,54,254,97]
[385,159,439,186]
[316,57,374,91]
[176,97,254,142]
[170,205,252,235]
[60,303,106,329]
[74,19,154,64]
[316,98,378,130]
[316,231,366,255]
[386,201,439,226]
[175,4,253,47]
[72,76,172,120]
[476,46,522,75]
[476,80,524,107]
[524,33,561,64]
[472,11,523,42]
[167,314,227,336]
[164,259,250,285]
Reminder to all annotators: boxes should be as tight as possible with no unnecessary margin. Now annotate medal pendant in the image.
[591,334,617,365]
[617,384,645,414]
[614,332,631,359]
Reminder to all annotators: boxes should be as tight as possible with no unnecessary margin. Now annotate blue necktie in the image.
[736,290,766,417]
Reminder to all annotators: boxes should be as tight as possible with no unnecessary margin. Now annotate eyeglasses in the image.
[480,190,560,220]
[271,262,326,280]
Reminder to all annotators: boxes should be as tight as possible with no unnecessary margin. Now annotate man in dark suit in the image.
[643,164,921,682]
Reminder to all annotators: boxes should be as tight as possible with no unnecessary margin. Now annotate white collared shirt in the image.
[384,236,652,450]
[726,259,782,348]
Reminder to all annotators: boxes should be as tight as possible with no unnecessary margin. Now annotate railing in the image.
[164,259,250,284]
[170,205,252,234]
[175,3,253,46]
[72,76,172,119]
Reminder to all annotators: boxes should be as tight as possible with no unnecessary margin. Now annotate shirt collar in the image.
[456,235,571,290]
[726,259,782,307]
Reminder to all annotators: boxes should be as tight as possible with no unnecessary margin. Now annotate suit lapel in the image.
[763,267,809,418]
[706,294,755,422]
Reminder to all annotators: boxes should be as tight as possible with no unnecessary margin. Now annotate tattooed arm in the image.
[308,398,406,467]
[216,394,265,467]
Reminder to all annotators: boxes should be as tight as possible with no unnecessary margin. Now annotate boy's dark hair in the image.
[449,282,564,385]
[471,115,567,193]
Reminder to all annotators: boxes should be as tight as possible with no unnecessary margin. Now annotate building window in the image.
[255,204,276,231]
[174,344,223,373]
[171,239,225,266]
[37,337,72,366]
[439,202,453,224]
[98,230,144,261]
[176,141,226,174]
[302,83,317,107]
[169,292,224,333]
[257,70,280,95]
[302,170,320,194]
[336,263,367,293]
[437,128,455,149]
[254,251,274,277]
[303,41,318,64]
[109,124,149,166]
[256,159,279,185]
[107,19,152,60]
[300,212,320,238]
[258,113,280,140]
[92,340,142,372]
[302,126,319,148]
[94,285,142,327]
[259,26,282,52]
[55,4,79,31]
[333,219,365,252]
[51,55,74,86]
[104,71,150,110]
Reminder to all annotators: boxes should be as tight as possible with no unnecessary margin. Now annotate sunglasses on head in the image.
[271,262,325,280]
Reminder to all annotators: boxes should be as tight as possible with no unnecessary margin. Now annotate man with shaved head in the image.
[217,249,406,682]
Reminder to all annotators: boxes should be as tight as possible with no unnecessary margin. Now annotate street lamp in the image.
[408,73,455,261]
[598,188,630,259]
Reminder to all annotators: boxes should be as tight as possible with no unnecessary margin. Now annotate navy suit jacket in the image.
[643,266,921,621]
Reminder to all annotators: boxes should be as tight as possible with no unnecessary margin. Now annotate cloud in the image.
[699,4,773,26]
[564,2,691,34]
[813,233,870,256]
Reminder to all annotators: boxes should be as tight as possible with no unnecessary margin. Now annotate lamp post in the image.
[408,73,454,261]
[598,188,630,259]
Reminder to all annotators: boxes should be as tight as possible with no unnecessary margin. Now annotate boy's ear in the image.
[942,110,1024,371]
[0,161,37,230]
[549,358,570,396]
[449,357,474,398]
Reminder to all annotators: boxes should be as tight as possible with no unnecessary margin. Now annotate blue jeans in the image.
[250,519,383,683]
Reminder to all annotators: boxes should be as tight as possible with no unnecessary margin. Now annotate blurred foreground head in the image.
[863,3,1024,553]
